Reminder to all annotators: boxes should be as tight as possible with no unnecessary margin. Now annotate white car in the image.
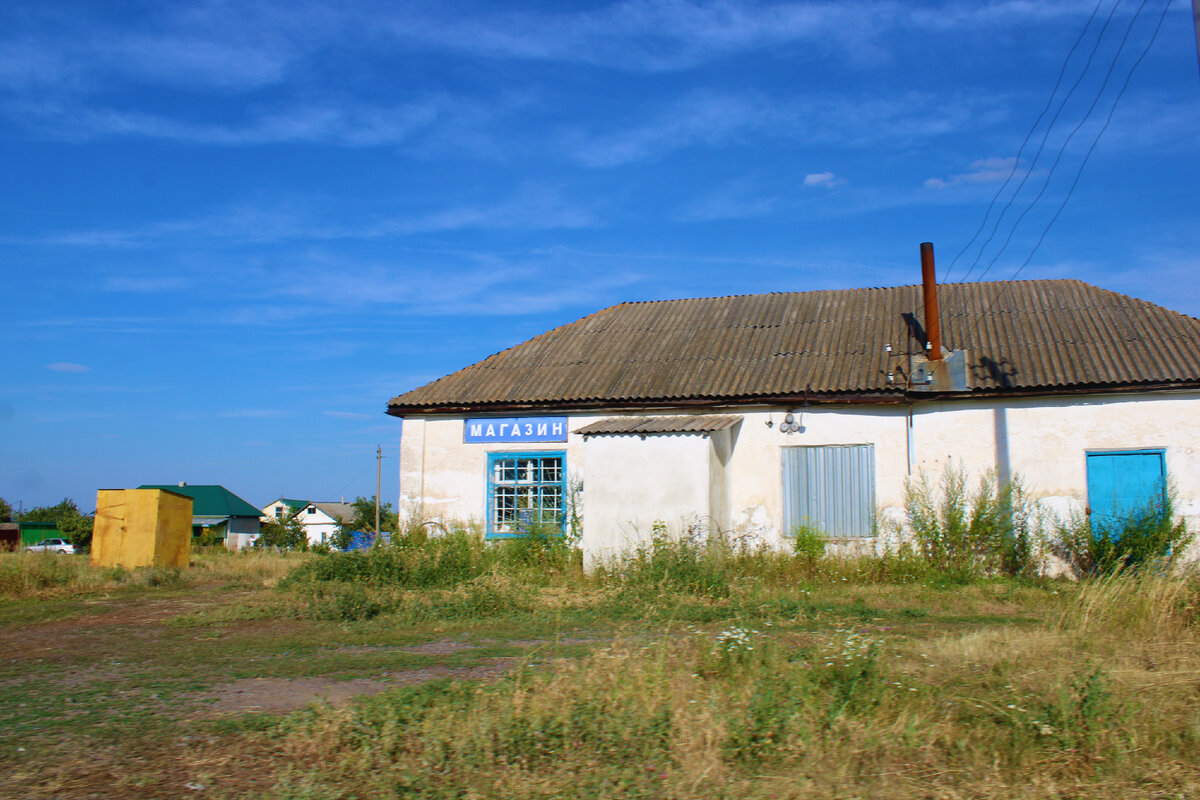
[26,538,75,554]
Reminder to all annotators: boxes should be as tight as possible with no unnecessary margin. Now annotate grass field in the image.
[1,544,1198,799]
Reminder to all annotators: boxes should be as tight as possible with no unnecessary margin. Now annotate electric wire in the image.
[970,0,1157,287]
[942,0,1108,283]
[954,0,1125,287]
[956,0,1174,352]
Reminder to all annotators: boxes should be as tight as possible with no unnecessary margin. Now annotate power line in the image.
[955,0,1126,286]
[971,0,1158,286]
[1193,0,1200,79]
[999,0,1173,284]
[943,0,1108,283]
[956,0,1174,350]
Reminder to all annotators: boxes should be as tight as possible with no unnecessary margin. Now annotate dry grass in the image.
[4,544,1199,798]
[0,548,306,600]
[258,573,1200,800]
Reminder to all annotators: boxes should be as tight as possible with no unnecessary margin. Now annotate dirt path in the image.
[0,586,606,798]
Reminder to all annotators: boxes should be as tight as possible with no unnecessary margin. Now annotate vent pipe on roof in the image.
[920,241,943,361]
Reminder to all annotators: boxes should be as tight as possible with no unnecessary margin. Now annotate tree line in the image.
[1,494,397,553]
[0,497,95,550]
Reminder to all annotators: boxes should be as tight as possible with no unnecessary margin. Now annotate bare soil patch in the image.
[401,639,478,655]
[0,593,249,663]
[197,660,518,714]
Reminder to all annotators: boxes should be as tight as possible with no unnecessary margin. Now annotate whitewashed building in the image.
[388,271,1200,566]
[260,499,355,546]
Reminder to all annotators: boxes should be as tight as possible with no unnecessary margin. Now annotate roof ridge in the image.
[599,278,1094,309]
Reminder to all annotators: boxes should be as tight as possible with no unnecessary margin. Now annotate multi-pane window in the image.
[487,452,565,538]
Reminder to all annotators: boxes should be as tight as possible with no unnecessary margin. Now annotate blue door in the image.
[1085,450,1165,536]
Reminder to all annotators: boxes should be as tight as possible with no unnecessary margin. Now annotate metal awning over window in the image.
[192,516,230,527]
[575,415,741,438]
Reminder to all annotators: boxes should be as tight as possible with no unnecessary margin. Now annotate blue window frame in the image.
[486,451,566,539]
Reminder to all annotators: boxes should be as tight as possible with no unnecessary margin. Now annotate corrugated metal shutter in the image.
[782,445,875,537]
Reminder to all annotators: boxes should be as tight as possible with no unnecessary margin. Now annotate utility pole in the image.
[375,445,382,536]
[1193,0,1200,81]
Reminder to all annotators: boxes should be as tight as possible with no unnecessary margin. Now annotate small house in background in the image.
[0,522,65,551]
[260,498,355,546]
[138,484,262,549]
[16,521,59,548]
[388,270,1200,567]
[0,524,18,551]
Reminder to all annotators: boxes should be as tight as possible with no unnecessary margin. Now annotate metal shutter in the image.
[782,445,875,537]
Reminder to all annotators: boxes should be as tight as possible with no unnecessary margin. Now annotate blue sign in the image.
[464,417,568,443]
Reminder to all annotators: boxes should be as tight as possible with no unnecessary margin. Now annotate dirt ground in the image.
[196,659,517,714]
[0,587,579,799]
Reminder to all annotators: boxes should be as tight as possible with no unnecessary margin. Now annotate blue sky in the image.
[3,0,1198,513]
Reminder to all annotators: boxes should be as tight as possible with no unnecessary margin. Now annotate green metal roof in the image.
[137,485,261,518]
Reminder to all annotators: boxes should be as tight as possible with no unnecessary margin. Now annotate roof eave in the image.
[386,391,910,417]
[386,380,1200,417]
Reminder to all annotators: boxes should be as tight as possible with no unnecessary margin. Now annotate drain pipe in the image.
[906,404,915,475]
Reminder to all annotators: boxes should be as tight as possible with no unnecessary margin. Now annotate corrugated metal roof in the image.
[313,502,354,521]
[388,280,1200,414]
[575,415,742,436]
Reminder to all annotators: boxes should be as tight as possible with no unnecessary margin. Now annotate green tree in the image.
[0,497,13,523]
[256,514,308,551]
[19,498,95,551]
[345,496,399,535]
[329,524,355,551]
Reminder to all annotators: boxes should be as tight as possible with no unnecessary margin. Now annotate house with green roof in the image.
[138,484,262,549]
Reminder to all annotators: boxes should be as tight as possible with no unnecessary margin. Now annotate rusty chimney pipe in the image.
[920,241,943,361]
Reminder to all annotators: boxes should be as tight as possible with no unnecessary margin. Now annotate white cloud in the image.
[0,0,1137,162]
[0,0,1110,106]
[35,184,598,249]
[565,91,770,167]
[924,157,1026,190]
[97,32,294,92]
[383,1,875,72]
[382,1,1109,73]
[267,250,642,317]
[46,362,90,373]
[42,100,447,147]
[564,89,993,167]
[803,172,844,188]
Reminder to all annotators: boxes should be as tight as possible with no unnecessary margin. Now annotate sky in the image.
[2,0,1198,513]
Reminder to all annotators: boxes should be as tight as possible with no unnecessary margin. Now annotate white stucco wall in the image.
[399,415,591,530]
[582,432,717,566]
[396,390,1200,562]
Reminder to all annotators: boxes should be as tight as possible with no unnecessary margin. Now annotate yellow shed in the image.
[92,488,193,568]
